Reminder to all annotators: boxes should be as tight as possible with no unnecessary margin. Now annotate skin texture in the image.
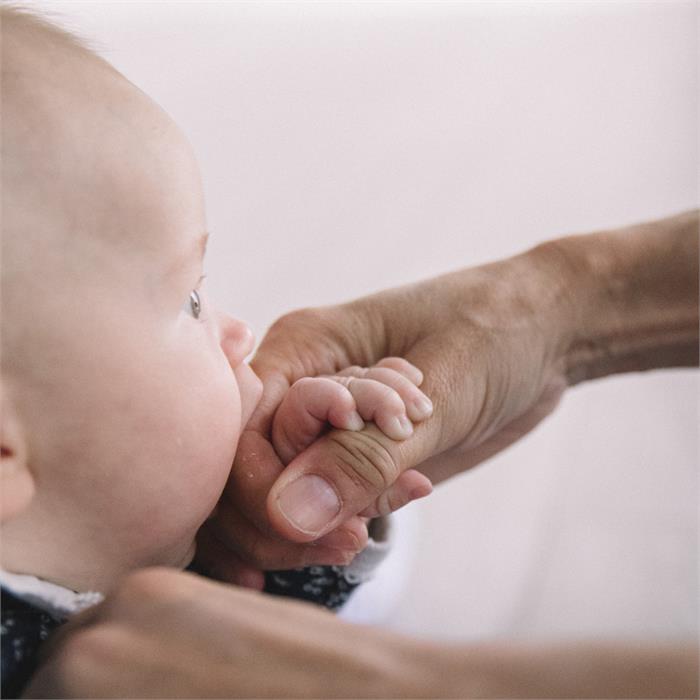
[24,568,699,699]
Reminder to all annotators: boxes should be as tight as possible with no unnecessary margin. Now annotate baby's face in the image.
[1,27,262,588]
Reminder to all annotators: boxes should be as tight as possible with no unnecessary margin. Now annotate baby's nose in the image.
[219,314,255,368]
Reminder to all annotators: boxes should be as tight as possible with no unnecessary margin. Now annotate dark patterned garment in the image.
[264,565,360,610]
[1,589,62,699]
[1,566,360,698]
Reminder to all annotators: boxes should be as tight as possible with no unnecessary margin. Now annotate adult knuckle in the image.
[327,431,399,491]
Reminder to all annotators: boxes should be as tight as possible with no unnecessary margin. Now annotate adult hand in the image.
[254,252,570,537]
[198,244,570,580]
[200,211,697,574]
[25,568,698,699]
[23,568,432,699]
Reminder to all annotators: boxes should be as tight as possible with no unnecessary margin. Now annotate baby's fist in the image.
[271,357,433,466]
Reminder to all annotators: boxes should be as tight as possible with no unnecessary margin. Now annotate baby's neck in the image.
[1,508,195,594]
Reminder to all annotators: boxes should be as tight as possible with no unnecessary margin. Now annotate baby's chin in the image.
[153,476,230,573]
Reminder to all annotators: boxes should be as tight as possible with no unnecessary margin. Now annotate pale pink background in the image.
[29,0,698,642]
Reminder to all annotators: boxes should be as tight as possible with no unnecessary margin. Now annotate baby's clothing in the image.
[264,522,392,607]
[1,587,61,699]
[1,524,391,698]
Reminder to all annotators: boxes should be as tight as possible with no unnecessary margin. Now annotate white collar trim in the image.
[0,568,103,621]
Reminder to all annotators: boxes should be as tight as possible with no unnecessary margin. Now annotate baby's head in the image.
[1,7,262,592]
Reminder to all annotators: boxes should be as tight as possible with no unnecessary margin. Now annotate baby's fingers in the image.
[330,376,409,440]
[272,378,363,465]
[374,357,424,386]
[334,366,433,423]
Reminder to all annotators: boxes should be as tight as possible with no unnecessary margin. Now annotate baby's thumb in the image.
[266,424,430,542]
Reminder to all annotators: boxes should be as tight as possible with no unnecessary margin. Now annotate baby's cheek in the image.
[191,384,241,503]
[160,364,242,532]
[235,363,263,431]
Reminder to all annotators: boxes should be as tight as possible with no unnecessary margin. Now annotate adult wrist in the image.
[529,211,699,384]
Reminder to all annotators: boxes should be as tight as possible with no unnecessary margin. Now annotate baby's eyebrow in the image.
[166,232,209,280]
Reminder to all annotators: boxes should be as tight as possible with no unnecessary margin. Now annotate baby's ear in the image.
[1,381,35,522]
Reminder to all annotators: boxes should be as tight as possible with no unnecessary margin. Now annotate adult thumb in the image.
[266,422,430,542]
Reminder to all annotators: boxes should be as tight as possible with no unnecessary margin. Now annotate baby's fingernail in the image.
[345,411,365,431]
[276,475,341,535]
[412,367,424,385]
[387,415,413,439]
[412,396,433,418]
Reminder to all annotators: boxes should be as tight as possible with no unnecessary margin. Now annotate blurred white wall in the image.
[29,0,697,642]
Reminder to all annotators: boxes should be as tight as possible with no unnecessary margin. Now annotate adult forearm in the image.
[413,639,699,698]
[533,210,699,384]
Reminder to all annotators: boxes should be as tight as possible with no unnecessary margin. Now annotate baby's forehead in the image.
[3,17,205,265]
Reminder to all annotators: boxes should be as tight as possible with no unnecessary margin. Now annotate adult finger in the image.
[210,482,367,569]
[358,469,433,518]
[216,427,370,570]
[266,420,436,542]
[195,527,265,590]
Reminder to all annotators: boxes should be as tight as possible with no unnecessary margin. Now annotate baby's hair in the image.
[0,2,98,58]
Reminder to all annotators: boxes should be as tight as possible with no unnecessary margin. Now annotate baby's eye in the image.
[187,289,202,319]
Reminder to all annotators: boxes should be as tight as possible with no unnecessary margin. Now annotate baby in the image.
[0,6,432,696]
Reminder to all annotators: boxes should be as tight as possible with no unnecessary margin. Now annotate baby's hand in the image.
[271,357,434,520]
[195,360,434,586]
[272,357,433,466]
